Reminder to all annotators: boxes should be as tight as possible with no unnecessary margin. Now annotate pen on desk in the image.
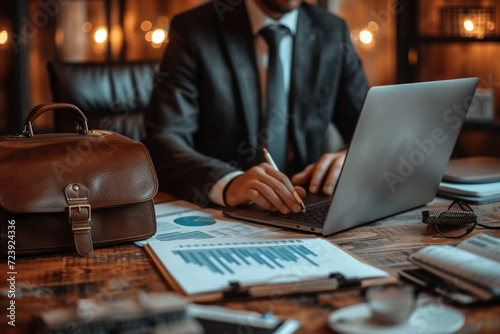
[263,148,306,213]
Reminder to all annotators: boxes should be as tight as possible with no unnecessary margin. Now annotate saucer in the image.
[328,301,464,334]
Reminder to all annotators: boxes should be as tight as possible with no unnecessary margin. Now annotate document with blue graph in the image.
[146,237,388,295]
[135,201,286,246]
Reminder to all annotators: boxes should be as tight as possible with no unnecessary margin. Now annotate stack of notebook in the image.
[400,233,500,304]
[438,156,500,204]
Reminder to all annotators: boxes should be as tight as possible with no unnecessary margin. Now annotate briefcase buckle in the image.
[68,204,92,223]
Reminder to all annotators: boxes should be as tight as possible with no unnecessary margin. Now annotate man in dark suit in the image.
[144,0,369,213]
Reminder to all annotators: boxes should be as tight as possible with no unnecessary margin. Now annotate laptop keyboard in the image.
[276,201,330,224]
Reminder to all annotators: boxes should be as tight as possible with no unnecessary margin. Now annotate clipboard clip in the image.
[223,281,251,299]
[329,273,362,288]
[222,273,361,299]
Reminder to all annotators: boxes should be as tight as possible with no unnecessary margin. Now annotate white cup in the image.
[365,285,418,324]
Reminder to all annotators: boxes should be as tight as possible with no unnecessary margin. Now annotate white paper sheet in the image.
[148,237,388,295]
[135,201,287,246]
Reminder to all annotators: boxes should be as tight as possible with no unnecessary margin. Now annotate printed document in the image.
[135,201,288,246]
[147,237,388,295]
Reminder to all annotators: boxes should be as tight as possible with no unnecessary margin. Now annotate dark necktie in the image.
[260,25,290,171]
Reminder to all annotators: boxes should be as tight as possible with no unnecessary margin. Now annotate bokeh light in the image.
[157,16,170,27]
[359,30,373,44]
[464,20,474,32]
[0,30,8,45]
[152,28,166,44]
[82,22,92,33]
[141,20,152,32]
[94,28,107,43]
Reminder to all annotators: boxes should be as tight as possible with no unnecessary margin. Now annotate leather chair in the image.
[48,61,159,141]
[48,60,345,151]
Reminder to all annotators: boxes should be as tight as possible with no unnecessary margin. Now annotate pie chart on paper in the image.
[173,216,217,227]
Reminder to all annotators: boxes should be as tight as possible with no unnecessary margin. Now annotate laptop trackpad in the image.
[303,193,333,206]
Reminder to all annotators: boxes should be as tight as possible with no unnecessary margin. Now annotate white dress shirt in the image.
[209,0,299,206]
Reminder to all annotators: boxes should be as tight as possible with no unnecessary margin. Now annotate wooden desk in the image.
[2,197,500,334]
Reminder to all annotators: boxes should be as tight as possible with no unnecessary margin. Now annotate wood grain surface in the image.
[2,197,500,333]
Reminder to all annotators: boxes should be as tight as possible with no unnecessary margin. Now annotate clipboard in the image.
[144,238,396,303]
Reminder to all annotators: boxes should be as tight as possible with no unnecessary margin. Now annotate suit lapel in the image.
[290,7,321,166]
[218,4,260,148]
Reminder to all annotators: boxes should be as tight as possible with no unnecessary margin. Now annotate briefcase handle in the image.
[23,103,89,137]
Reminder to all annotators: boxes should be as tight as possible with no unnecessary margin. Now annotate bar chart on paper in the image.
[173,240,320,275]
[147,238,388,295]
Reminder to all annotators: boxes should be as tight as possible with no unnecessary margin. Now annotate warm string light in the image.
[81,23,106,44]
[350,21,378,49]
[359,30,373,44]
[0,30,8,45]
[463,20,474,32]
[152,29,166,44]
[157,16,169,27]
[141,20,152,32]
[80,17,169,48]
[82,22,92,33]
[141,17,169,47]
[93,28,107,44]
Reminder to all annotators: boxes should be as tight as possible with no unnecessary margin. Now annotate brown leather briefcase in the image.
[0,103,158,257]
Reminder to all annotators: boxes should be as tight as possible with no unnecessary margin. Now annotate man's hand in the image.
[225,163,306,214]
[291,149,347,195]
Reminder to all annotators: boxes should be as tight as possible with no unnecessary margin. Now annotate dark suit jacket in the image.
[144,0,369,206]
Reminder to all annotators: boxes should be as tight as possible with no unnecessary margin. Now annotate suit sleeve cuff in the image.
[208,171,244,207]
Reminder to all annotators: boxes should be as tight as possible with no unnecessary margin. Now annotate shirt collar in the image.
[245,0,299,35]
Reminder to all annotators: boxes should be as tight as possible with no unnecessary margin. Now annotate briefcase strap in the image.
[65,184,93,257]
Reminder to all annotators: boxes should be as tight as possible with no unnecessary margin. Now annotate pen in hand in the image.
[263,148,306,213]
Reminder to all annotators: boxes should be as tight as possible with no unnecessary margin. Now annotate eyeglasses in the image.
[422,199,477,238]
[476,212,500,230]
[363,284,421,324]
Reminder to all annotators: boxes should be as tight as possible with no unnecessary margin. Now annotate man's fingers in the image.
[294,186,306,198]
[262,164,295,193]
[323,156,344,195]
[225,164,306,213]
[309,154,334,193]
[240,164,302,213]
[247,189,277,212]
[259,182,294,214]
[262,165,303,213]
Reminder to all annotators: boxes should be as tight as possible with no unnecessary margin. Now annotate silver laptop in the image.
[223,78,479,236]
